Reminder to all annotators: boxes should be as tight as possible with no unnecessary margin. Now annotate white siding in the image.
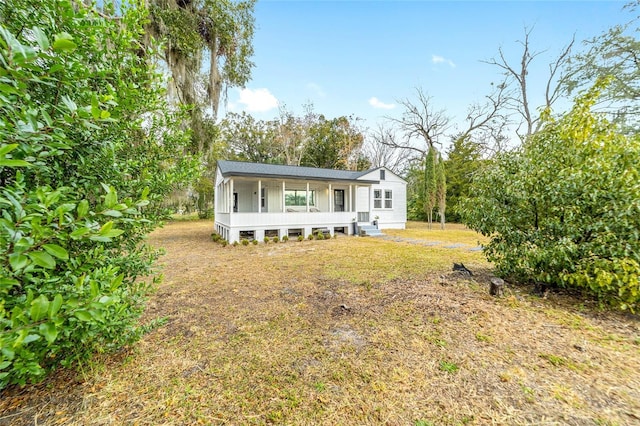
[356,186,369,212]
[358,167,407,229]
[266,182,281,212]
[214,164,407,241]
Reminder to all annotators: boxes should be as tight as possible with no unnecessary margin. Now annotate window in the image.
[384,190,393,208]
[373,189,382,208]
[265,229,279,238]
[239,230,255,240]
[285,189,315,206]
[287,228,304,237]
[261,188,266,208]
[380,169,385,180]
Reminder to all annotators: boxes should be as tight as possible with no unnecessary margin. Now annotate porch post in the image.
[226,182,229,213]
[354,185,358,215]
[328,183,332,212]
[349,185,352,213]
[224,182,229,213]
[282,181,286,212]
[258,180,262,213]
[230,179,234,214]
[306,182,310,212]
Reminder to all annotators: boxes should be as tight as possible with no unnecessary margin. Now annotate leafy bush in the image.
[307,234,314,240]
[315,233,325,240]
[0,0,198,388]
[298,235,304,242]
[263,236,270,244]
[241,239,249,246]
[252,239,258,245]
[198,208,214,219]
[462,82,640,311]
[272,236,279,243]
[282,235,289,242]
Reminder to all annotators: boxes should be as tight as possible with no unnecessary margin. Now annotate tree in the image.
[484,27,574,141]
[220,112,280,163]
[148,0,255,118]
[565,1,640,127]
[422,147,438,228]
[384,88,451,155]
[300,115,365,170]
[273,102,322,166]
[0,0,198,388]
[146,0,255,155]
[364,124,414,175]
[435,152,446,230]
[444,135,483,223]
[462,81,640,311]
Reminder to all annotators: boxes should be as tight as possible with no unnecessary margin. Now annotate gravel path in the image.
[378,234,484,251]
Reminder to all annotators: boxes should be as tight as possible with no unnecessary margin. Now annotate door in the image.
[334,189,345,212]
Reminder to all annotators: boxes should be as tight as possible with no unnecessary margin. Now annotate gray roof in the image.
[217,160,379,183]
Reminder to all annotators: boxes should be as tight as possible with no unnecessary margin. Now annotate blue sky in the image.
[225,1,630,139]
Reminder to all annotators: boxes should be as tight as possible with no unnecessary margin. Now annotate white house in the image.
[214,160,406,242]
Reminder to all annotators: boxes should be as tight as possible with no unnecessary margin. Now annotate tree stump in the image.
[490,277,505,296]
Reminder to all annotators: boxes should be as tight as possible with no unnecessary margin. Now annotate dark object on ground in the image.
[533,282,551,297]
[453,263,473,276]
[490,277,505,296]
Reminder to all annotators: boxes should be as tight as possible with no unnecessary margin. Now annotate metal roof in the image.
[217,160,380,183]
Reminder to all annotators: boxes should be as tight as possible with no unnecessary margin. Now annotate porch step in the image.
[358,225,383,237]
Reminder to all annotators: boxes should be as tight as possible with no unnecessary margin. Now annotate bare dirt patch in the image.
[2,220,639,425]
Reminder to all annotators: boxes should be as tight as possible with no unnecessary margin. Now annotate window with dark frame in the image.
[384,190,393,208]
[285,189,315,206]
[374,189,382,208]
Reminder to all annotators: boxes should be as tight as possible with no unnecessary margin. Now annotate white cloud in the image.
[369,97,396,110]
[236,88,278,112]
[432,54,456,68]
[306,82,326,98]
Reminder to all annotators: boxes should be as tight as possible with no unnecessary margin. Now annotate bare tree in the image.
[483,27,574,140]
[457,79,511,155]
[275,104,306,166]
[383,87,452,156]
[364,124,415,175]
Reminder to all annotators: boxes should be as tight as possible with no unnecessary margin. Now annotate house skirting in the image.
[214,222,356,243]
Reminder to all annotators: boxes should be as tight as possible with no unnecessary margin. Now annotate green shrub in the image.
[298,235,304,242]
[198,208,214,219]
[252,239,258,245]
[308,234,314,240]
[462,82,640,312]
[241,239,249,246]
[263,236,270,244]
[282,235,289,242]
[272,236,279,243]
[211,233,222,242]
[232,241,239,247]
[316,233,325,240]
[0,1,198,389]
[221,240,228,247]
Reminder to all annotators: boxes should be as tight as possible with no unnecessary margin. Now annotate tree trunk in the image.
[490,277,505,296]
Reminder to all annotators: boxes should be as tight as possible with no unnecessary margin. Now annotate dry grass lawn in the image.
[1,220,639,425]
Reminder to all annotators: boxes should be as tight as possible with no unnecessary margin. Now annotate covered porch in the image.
[215,177,372,242]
